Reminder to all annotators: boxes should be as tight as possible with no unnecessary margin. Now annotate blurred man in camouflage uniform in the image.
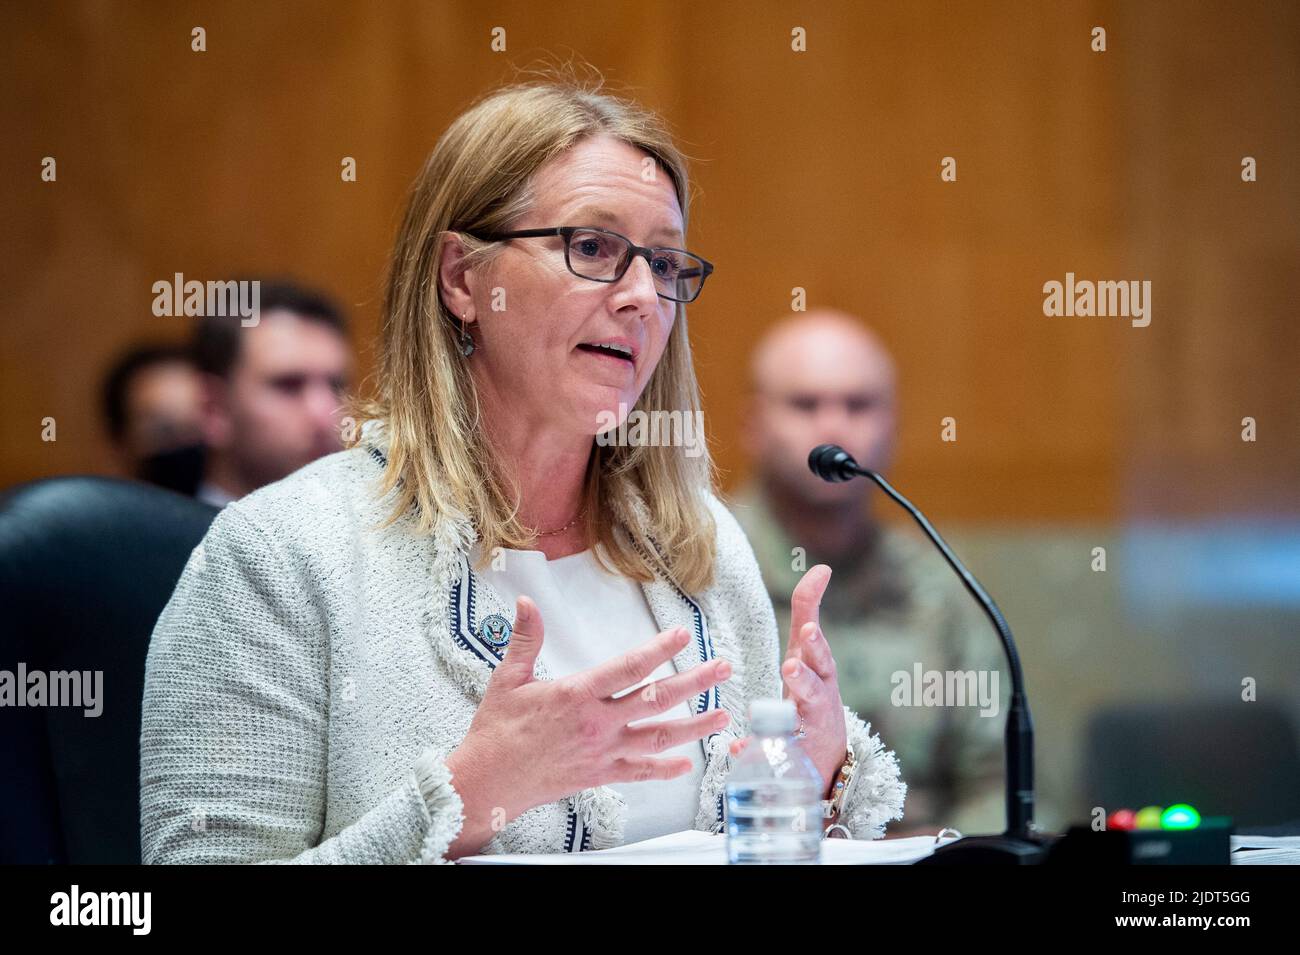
[730,309,1006,836]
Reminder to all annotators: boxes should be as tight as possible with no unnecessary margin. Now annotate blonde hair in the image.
[348,66,718,593]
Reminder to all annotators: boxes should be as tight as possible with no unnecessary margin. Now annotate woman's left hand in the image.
[729,564,850,800]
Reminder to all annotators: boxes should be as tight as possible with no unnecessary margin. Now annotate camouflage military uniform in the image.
[729,481,1007,834]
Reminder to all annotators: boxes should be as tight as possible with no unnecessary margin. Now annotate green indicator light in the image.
[1161,804,1201,830]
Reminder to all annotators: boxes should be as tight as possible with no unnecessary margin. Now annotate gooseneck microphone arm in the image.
[807,443,1035,842]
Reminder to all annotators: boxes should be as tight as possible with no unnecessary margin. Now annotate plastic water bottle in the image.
[725,698,824,864]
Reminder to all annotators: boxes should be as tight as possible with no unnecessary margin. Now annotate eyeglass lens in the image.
[566,228,706,302]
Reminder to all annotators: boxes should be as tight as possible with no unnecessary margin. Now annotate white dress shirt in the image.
[472,542,707,847]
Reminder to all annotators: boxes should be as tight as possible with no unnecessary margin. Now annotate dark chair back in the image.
[0,476,219,863]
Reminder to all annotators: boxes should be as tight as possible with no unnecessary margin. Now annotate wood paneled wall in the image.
[3,0,1296,521]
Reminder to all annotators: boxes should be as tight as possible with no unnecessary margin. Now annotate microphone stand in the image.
[807,445,1053,863]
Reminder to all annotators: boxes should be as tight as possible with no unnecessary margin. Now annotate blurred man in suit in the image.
[101,343,206,494]
[191,281,352,508]
[729,309,1005,836]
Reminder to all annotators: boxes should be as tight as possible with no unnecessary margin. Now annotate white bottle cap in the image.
[749,698,797,735]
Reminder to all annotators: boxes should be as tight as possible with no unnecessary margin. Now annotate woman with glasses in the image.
[139,74,906,863]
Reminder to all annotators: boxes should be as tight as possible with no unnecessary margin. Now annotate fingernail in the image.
[716,660,732,679]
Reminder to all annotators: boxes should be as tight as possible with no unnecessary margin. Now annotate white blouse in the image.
[471,542,707,847]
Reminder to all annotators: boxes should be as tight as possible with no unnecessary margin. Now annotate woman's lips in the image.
[575,344,635,368]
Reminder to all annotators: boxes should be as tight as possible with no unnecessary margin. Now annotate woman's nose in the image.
[616,253,662,306]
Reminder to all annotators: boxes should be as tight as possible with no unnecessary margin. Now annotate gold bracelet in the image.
[821,741,857,821]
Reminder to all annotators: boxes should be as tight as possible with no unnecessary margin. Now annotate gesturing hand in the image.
[445,595,732,856]
[728,564,849,800]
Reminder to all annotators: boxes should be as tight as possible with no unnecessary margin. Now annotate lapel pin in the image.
[476,612,512,648]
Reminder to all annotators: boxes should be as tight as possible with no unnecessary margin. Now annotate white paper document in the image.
[457,829,956,865]
[1229,834,1300,865]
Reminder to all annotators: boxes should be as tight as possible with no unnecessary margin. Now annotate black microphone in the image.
[808,443,1051,863]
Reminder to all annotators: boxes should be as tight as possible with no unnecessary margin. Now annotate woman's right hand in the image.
[444,594,732,858]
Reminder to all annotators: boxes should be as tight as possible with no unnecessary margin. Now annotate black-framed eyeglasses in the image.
[465,226,714,303]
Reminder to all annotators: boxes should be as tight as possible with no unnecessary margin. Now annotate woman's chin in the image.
[568,389,640,436]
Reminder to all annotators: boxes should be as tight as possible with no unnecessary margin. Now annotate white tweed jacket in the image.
[139,421,906,864]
